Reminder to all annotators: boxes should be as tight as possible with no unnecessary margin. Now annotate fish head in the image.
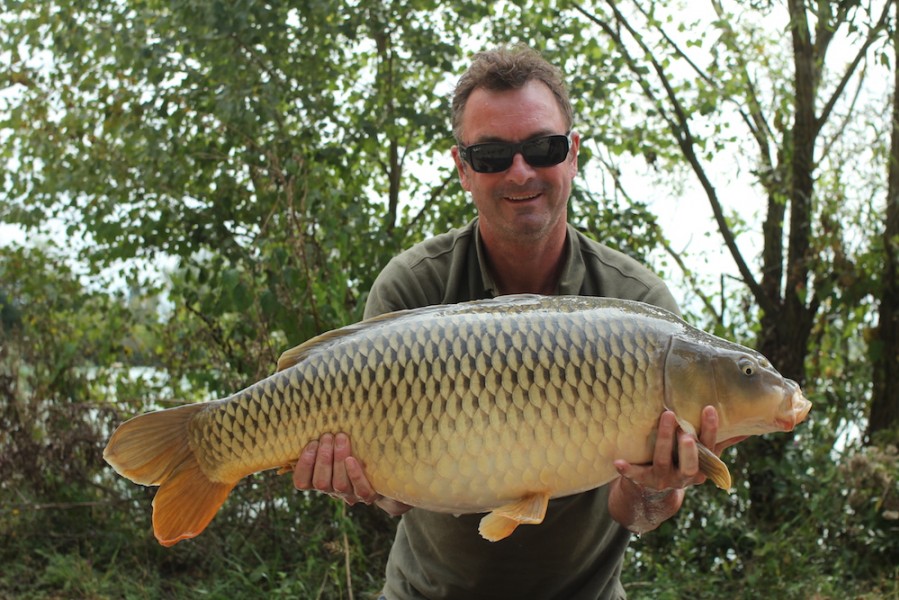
[664,336,812,445]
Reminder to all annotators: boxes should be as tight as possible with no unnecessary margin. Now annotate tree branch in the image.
[815,0,891,136]
[571,0,773,315]
[709,0,776,168]
[408,171,457,230]
[594,149,723,322]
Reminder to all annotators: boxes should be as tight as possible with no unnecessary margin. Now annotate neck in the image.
[481,226,568,296]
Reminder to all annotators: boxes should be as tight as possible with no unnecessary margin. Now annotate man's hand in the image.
[292,433,412,517]
[608,406,739,533]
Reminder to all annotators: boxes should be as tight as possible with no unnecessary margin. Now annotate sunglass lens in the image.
[469,144,513,173]
[523,136,569,167]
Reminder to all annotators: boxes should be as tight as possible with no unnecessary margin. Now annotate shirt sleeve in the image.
[363,257,431,320]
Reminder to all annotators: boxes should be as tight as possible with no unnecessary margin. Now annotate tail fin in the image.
[104,404,236,546]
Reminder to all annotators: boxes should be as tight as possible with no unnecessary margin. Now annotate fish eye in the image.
[739,357,757,377]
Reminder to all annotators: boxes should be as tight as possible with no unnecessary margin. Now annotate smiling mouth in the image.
[504,192,541,202]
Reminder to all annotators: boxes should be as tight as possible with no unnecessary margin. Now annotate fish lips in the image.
[777,379,812,431]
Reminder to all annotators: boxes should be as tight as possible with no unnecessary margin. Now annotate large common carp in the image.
[104,295,811,547]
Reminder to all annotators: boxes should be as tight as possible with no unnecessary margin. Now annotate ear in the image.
[568,131,580,177]
[451,145,472,192]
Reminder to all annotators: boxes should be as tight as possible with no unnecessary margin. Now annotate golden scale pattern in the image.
[190,297,676,507]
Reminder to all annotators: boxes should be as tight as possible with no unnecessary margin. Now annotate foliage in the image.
[0,245,131,498]
[1,0,898,598]
[621,433,899,599]
[0,243,397,598]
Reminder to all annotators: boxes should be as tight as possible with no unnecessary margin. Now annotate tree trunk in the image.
[868,0,899,442]
[743,0,818,528]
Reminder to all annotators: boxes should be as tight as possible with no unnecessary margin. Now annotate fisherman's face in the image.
[452,79,579,245]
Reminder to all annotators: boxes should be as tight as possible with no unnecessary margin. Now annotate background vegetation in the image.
[1,0,897,598]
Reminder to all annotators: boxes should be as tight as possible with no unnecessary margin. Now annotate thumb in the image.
[614,459,633,478]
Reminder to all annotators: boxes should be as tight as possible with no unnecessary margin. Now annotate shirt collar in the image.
[557,224,586,295]
[474,220,586,297]
[473,220,499,297]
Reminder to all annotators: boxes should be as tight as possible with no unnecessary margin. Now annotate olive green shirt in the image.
[364,219,679,600]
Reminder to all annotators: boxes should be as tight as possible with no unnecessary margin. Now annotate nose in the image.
[504,152,536,184]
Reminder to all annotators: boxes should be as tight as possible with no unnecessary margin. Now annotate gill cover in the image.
[660,336,734,490]
[663,336,718,435]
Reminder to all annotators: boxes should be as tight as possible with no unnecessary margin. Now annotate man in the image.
[294,45,729,599]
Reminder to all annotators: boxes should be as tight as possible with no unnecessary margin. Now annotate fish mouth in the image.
[777,380,812,431]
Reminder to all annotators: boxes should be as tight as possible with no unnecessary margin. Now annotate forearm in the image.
[607,475,685,535]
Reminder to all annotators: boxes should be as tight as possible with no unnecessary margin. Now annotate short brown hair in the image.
[451,45,573,143]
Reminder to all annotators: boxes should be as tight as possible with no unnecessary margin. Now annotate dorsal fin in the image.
[275,295,555,372]
[276,308,421,372]
[277,328,355,372]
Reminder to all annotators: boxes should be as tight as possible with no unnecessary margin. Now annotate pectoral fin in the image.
[478,491,550,542]
[697,442,732,491]
[667,410,732,492]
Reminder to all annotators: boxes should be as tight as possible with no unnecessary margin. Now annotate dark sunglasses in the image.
[458,133,572,173]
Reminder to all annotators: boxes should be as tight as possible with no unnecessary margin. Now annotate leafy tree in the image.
[1,0,488,364]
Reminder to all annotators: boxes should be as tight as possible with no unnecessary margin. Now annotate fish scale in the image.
[104,294,811,546]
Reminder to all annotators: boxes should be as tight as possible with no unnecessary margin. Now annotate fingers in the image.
[699,405,719,451]
[613,458,640,483]
[676,429,699,479]
[346,456,378,504]
[329,433,353,496]
[622,410,710,492]
[652,411,677,473]
[614,406,727,515]
[292,433,344,493]
[657,410,700,485]
[697,405,748,455]
[292,433,380,508]
[293,440,319,490]
[311,433,338,492]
